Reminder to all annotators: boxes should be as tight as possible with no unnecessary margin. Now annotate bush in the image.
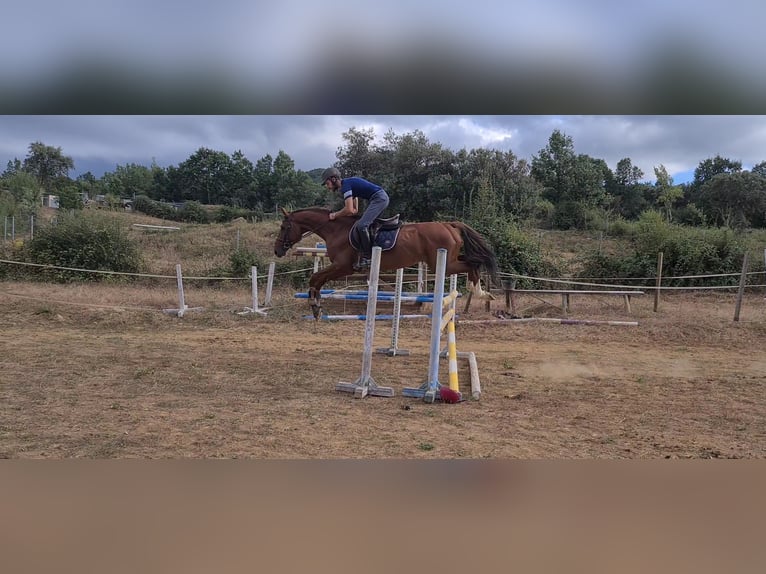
[25,211,143,281]
[551,200,587,230]
[578,211,747,286]
[215,205,260,223]
[604,217,635,238]
[674,203,706,226]
[133,195,177,220]
[470,219,561,288]
[228,248,264,278]
[179,201,209,223]
[578,251,656,281]
[274,258,314,289]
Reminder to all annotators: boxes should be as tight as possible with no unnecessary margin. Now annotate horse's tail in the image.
[449,222,499,286]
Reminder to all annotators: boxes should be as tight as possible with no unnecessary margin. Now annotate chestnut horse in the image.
[274,207,498,319]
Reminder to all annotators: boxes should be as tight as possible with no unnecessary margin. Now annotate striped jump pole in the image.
[310,313,429,321]
[440,273,459,392]
[335,246,395,399]
[295,291,438,303]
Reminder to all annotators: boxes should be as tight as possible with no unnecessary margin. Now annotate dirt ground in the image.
[1,280,765,459]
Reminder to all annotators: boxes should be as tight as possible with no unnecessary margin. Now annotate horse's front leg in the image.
[308,283,322,320]
[308,264,353,320]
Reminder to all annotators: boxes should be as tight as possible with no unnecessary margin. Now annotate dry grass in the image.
[1,277,764,459]
[126,213,282,277]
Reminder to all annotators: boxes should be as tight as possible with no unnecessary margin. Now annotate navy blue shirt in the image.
[339,177,384,201]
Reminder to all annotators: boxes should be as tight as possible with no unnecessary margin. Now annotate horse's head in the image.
[274,207,302,257]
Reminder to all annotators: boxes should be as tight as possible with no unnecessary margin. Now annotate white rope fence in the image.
[499,271,766,291]
[0,258,319,316]
[2,254,764,320]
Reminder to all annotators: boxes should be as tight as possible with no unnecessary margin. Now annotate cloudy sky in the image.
[1,115,765,185]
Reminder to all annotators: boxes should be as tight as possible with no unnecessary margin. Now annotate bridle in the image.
[279,217,298,252]
[279,212,333,252]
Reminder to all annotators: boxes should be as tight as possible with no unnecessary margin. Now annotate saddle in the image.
[371,214,402,233]
[349,214,404,252]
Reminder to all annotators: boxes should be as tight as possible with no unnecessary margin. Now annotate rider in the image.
[322,167,390,270]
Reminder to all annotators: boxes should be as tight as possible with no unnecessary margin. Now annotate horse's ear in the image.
[280,207,289,218]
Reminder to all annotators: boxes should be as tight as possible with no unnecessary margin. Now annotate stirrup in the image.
[353,257,370,271]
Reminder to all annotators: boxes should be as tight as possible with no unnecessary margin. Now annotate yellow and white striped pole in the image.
[447,317,459,391]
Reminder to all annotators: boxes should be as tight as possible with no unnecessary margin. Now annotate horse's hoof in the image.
[311,305,321,320]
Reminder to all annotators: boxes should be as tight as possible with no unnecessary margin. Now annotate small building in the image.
[42,195,60,209]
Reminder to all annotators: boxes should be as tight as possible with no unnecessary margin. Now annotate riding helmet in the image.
[321,167,341,184]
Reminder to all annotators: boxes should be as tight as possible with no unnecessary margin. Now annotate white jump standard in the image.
[335,247,395,399]
[402,248,479,403]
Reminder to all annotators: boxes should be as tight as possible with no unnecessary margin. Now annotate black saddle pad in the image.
[349,227,402,252]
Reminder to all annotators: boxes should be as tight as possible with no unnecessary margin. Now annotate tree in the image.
[228,150,255,208]
[614,157,644,187]
[531,129,576,205]
[335,127,380,179]
[653,165,684,222]
[272,150,323,209]
[693,155,742,188]
[609,158,649,219]
[102,163,154,199]
[240,154,275,211]
[751,161,766,179]
[459,148,541,223]
[375,129,453,221]
[531,130,611,228]
[58,181,85,210]
[1,171,43,216]
[149,161,172,201]
[698,172,766,228]
[22,142,75,194]
[2,159,22,178]
[689,154,742,205]
[174,147,233,204]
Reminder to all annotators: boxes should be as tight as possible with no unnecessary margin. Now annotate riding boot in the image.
[353,227,372,271]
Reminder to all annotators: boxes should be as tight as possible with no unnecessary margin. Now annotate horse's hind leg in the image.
[462,269,489,300]
[447,262,494,301]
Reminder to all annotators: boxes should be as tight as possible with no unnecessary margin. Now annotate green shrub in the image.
[605,217,635,238]
[551,200,587,230]
[577,252,656,281]
[228,248,265,278]
[25,211,143,281]
[133,195,180,221]
[179,201,209,223]
[674,203,706,226]
[578,212,746,286]
[582,207,611,232]
[215,205,259,223]
[275,258,316,289]
[471,219,561,288]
